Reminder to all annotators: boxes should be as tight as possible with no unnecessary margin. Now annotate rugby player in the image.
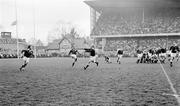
[104,55,112,63]
[68,46,80,67]
[136,49,143,64]
[159,47,167,63]
[19,45,34,71]
[83,45,99,70]
[117,49,123,64]
[169,43,180,67]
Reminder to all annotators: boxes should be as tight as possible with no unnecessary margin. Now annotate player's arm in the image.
[68,50,72,55]
[116,50,119,56]
[84,48,91,52]
[169,46,173,51]
[76,50,82,56]
[177,47,180,52]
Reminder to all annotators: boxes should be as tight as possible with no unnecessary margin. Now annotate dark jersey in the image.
[69,49,78,55]
[170,46,179,53]
[156,49,161,54]
[84,48,96,56]
[21,50,33,58]
[149,49,153,54]
[161,48,166,53]
[117,50,123,55]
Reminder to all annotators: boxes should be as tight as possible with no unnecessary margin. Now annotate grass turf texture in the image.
[0,58,180,106]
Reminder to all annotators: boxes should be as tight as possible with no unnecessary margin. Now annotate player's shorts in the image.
[23,57,30,63]
[171,53,177,58]
[70,54,77,59]
[137,53,143,59]
[159,53,166,57]
[118,54,123,59]
[90,55,98,62]
[176,53,180,57]
[148,53,152,58]
[166,51,171,57]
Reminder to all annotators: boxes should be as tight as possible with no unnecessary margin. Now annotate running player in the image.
[169,43,180,67]
[19,45,34,71]
[83,45,99,70]
[117,49,123,64]
[68,46,80,67]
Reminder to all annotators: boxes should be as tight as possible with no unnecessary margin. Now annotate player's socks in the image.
[84,65,89,70]
[136,59,139,64]
[75,58,77,62]
[95,62,98,66]
[20,63,27,71]
[170,62,173,67]
[72,62,75,67]
[19,67,22,71]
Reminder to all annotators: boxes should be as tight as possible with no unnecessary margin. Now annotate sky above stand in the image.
[0,0,90,45]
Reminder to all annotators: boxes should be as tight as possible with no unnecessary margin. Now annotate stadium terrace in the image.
[85,0,180,56]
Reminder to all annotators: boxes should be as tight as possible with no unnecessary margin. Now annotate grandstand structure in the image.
[85,0,180,56]
[0,32,27,57]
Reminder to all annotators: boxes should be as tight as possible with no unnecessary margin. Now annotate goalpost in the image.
[14,0,37,59]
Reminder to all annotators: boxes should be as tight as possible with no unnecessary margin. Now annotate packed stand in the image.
[92,8,180,35]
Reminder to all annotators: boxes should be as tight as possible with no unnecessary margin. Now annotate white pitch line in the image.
[158,61,180,106]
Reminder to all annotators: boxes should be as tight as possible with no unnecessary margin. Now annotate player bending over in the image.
[104,55,112,63]
[19,45,34,71]
[84,45,99,70]
[69,47,80,67]
[159,47,167,63]
[117,49,123,64]
[169,43,179,67]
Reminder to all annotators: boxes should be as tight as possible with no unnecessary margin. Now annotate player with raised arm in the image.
[83,45,99,70]
[69,46,80,67]
[19,45,34,71]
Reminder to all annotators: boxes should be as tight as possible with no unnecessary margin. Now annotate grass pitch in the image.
[0,57,180,106]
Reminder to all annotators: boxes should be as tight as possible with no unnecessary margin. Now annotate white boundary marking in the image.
[158,60,180,105]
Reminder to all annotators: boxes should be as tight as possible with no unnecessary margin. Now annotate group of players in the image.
[136,43,180,67]
[19,43,179,71]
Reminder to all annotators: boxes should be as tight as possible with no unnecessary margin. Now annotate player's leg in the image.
[170,53,175,67]
[117,55,120,63]
[71,54,77,67]
[136,54,140,64]
[84,56,98,70]
[107,57,112,63]
[20,57,29,71]
[176,53,180,61]
[162,53,167,63]
[105,56,111,63]
[104,56,108,63]
[117,55,121,64]
[94,55,99,66]
[84,57,93,70]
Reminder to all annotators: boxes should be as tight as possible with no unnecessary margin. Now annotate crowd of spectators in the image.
[0,53,18,58]
[92,8,180,35]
